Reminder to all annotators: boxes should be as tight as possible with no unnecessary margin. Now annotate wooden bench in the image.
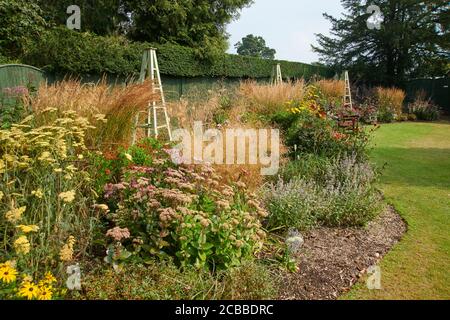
[338,115,360,133]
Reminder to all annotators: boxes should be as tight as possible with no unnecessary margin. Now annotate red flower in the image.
[332,132,346,140]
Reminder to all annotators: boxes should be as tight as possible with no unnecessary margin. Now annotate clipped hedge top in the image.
[24,28,332,79]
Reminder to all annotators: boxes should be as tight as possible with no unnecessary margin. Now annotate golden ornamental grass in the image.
[314,79,345,105]
[26,78,159,149]
[375,87,406,115]
[238,80,306,115]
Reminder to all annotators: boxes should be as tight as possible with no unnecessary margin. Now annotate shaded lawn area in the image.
[344,121,450,300]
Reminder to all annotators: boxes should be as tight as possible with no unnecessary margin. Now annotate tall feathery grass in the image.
[26,79,158,150]
[374,87,405,116]
[238,80,306,115]
[314,79,345,107]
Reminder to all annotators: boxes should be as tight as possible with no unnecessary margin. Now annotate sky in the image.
[226,0,345,64]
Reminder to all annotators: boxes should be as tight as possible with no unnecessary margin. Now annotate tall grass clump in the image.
[239,80,306,115]
[314,79,345,108]
[408,90,441,121]
[27,79,158,149]
[263,154,381,230]
[374,87,405,122]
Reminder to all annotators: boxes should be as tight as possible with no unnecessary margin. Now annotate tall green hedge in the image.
[23,28,332,79]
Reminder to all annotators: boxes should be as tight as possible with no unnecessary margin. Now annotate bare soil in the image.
[278,206,407,300]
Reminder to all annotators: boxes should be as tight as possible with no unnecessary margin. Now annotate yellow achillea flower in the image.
[0,191,3,201]
[58,190,76,203]
[38,151,53,163]
[16,225,39,233]
[14,236,31,254]
[23,274,33,282]
[18,281,39,300]
[31,188,44,199]
[0,265,18,283]
[5,206,26,223]
[60,236,76,262]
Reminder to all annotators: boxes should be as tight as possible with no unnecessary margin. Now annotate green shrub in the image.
[23,28,332,79]
[263,154,382,230]
[70,260,276,300]
[284,112,370,160]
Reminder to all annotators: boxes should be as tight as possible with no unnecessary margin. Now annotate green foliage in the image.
[235,34,276,59]
[313,0,449,86]
[0,0,47,57]
[23,28,332,79]
[71,260,276,300]
[37,0,128,36]
[284,112,370,160]
[121,0,253,59]
[263,155,382,230]
[98,144,268,271]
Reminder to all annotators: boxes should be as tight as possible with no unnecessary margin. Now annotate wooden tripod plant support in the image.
[132,48,172,145]
[273,63,282,85]
[338,71,359,133]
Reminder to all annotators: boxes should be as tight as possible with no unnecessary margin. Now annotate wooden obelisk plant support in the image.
[338,71,360,133]
[132,48,172,144]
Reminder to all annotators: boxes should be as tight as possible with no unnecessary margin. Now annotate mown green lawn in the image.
[344,121,450,300]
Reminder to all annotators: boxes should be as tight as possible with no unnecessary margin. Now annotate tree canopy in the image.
[35,0,254,60]
[235,34,276,59]
[313,0,449,86]
[0,0,47,57]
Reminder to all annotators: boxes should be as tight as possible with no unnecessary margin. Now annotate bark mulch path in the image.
[278,206,407,300]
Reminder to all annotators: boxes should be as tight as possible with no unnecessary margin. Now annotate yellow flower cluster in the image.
[58,190,76,203]
[5,206,26,223]
[14,236,31,255]
[1,261,58,300]
[17,271,57,300]
[0,261,18,283]
[60,236,76,262]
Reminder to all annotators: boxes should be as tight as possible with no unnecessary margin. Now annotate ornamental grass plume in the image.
[238,80,306,115]
[27,78,159,150]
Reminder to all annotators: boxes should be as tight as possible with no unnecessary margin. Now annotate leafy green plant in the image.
[99,147,268,271]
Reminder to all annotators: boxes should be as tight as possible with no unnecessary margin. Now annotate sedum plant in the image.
[99,144,268,271]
